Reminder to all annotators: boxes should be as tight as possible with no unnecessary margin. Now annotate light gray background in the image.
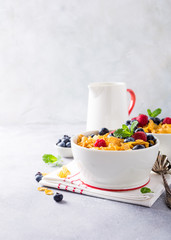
[1,2,171,240]
[0,0,171,126]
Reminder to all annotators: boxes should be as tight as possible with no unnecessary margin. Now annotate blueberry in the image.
[124,137,135,143]
[134,126,138,131]
[150,117,160,125]
[99,128,109,135]
[149,142,153,147]
[160,118,164,123]
[35,172,42,177]
[132,145,145,150]
[62,138,70,144]
[58,141,66,147]
[53,192,63,202]
[108,132,114,137]
[66,142,71,148]
[126,120,131,126]
[147,134,156,142]
[63,135,70,139]
[90,134,95,138]
[35,175,42,182]
[56,139,61,145]
[135,128,145,133]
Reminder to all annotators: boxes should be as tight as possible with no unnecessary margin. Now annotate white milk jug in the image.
[86,82,136,131]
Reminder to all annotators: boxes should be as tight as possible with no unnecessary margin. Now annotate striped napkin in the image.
[39,161,171,207]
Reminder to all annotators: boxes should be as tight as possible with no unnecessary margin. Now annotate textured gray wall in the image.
[0,0,171,125]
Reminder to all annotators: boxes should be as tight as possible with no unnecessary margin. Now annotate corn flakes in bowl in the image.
[126,108,171,160]
[71,124,159,190]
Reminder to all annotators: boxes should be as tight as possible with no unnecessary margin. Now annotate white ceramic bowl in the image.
[56,145,73,158]
[153,133,171,161]
[71,131,159,190]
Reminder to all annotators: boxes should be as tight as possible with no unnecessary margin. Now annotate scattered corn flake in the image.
[58,166,71,178]
[45,189,54,195]
[37,187,47,191]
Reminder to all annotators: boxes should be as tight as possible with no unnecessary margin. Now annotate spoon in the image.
[152,151,171,209]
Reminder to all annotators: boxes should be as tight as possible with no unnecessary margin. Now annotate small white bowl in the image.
[153,133,171,160]
[71,130,159,190]
[56,145,73,158]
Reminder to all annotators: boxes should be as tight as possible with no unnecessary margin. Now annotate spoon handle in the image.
[161,173,171,195]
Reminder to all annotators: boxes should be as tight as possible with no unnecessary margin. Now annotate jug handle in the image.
[127,89,136,115]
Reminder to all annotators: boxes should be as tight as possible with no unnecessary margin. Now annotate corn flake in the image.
[143,120,171,134]
[58,166,71,178]
[45,189,54,195]
[37,187,47,191]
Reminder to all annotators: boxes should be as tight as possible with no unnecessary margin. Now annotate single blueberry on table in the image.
[124,137,135,143]
[54,192,63,202]
[99,128,109,136]
[135,128,145,133]
[35,172,42,177]
[132,145,145,150]
[35,175,42,182]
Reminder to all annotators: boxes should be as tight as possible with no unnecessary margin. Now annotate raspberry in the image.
[94,139,106,147]
[162,117,171,124]
[136,114,148,127]
[132,132,147,142]
[131,117,137,121]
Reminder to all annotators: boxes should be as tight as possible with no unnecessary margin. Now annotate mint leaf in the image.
[122,124,129,131]
[151,108,161,118]
[130,120,138,134]
[147,109,152,117]
[147,108,162,118]
[114,121,139,138]
[114,128,132,138]
[140,187,153,194]
[42,154,62,166]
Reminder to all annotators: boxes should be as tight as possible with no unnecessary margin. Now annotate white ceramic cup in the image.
[86,82,136,131]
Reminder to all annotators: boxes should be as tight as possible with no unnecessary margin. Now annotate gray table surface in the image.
[0,124,171,240]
